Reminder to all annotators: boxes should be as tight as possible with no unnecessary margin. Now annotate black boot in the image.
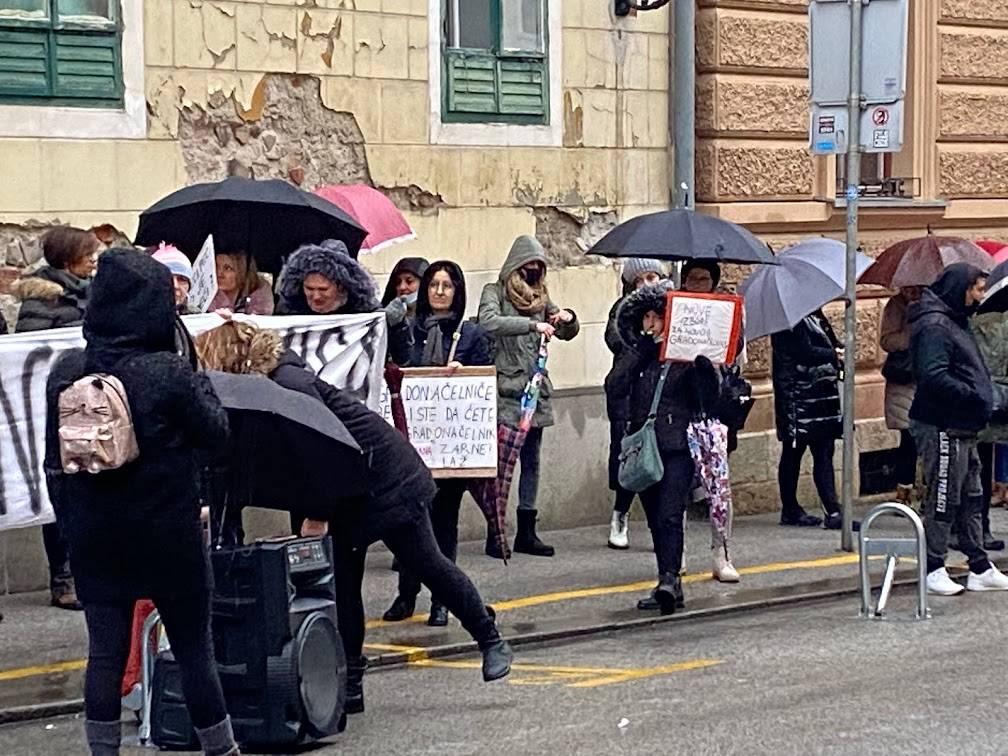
[50,570,83,611]
[85,719,120,756]
[513,510,555,557]
[427,601,449,627]
[479,636,513,682]
[382,595,415,622]
[345,655,367,714]
[485,533,505,559]
[984,531,1005,551]
[636,589,659,611]
[654,573,681,616]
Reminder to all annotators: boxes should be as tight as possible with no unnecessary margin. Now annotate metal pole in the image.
[841,0,863,553]
[673,0,695,212]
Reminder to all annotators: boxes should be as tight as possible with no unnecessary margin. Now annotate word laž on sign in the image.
[661,291,743,365]
[380,367,498,478]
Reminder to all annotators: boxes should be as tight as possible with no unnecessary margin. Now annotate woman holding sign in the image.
[382,260,493,626]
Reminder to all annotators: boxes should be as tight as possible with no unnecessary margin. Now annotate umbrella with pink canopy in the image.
[314,184,414,254]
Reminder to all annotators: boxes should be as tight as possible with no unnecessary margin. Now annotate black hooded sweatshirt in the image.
[44,249,229,603]
[382,257,429,306]
[908,263,993,433]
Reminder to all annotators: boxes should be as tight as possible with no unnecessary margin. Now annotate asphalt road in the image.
[3,585,1007,755]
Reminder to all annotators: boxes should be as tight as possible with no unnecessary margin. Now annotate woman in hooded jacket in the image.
[604,258,666,550]
[381,257,429,322]
[195,321,512,717]
[44,249,237,756]
[275,240,412,365]
[478,235,579,558]
[608,280,718,614]
[382,260,492,626]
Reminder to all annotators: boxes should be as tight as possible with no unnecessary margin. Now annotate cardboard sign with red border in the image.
[660,291,744,365]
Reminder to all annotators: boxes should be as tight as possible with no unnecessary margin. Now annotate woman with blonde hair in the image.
[210,252,274,315]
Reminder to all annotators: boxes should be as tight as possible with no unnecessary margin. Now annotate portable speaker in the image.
[149,650,199,751]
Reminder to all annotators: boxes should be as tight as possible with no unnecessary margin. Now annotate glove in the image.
[385,296,408,326]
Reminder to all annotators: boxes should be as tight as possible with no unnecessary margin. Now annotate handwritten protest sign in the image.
[379,367,498,478]
[186,235,218,313]
[662,291,743,365]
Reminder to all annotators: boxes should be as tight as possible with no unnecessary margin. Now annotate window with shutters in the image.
[442,0,548,125]
[0,0,122,107]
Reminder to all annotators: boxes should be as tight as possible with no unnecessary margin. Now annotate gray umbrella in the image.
[587,209,778,265]
[738,238,873,340]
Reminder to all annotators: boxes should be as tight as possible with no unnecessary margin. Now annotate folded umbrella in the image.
[858,236,992,288]
[686,418,732,549]
[314,185,414,255]
[588,209,778,265]
[206,371,366,521]
[136,176,368,274]
[738,238,873,340]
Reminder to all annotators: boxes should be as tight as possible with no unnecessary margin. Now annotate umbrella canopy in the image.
[314,185,414,254]
[738,238,873,340]
[992,246,1008,266]
[858,236,993,288]
[587,209,778,265]
[135,177,368,274]
[976,239,1007,256]
[980,259,1008,314]
[206,371,367,520]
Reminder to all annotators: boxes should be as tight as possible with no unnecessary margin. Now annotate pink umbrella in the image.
[313,184,414,254]
[976,240,1007,256]
[992,247,1008,266]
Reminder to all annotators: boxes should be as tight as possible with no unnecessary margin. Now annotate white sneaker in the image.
[712,548,740,583]
[926,567,965,596]
[967,566,1008,592]
[607,511,629,550]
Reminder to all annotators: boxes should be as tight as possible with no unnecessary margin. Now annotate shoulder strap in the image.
[446,321,464,364]
[647,362,673,419]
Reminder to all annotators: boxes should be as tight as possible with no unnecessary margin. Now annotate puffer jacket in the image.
[478,236,579,428]
[880,294,915,431]
[771,310,842,445]
[44,250,228,604]
[972,311,1008,442]
[604,294,630,422]
[909,264,993,433]
[13,266,90,332]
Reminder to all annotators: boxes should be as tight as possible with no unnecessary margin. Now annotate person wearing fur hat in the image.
[276,239,412,364]
[12,225,99,613]
[151,243,194,313]
[604,258,666,550]
[478,235,580,558]
[609,280,721,614]
[195,321,513,715]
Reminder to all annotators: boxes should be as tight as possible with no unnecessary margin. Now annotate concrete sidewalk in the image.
[1,505,1001,719]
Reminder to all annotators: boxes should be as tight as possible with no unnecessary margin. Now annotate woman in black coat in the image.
[195,321,512,718]
[382,260,492,626]
[771,308,843,529]
[44,250,237,756]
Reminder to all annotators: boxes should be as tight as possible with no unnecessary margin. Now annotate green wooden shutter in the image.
[498,58,546,116]
[53,29,120,101]
[0,27,49,97]
[446,52,497,115]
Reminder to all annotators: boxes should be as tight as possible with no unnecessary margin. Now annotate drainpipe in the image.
[671,0,695,211]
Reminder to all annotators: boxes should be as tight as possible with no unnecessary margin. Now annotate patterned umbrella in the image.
[314,185,414,255]
[859,236,993,288]
[685,418,732,549]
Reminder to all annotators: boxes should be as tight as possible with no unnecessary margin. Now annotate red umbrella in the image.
[976,240,1007,256]
[859,236,993,288]
[313,185,414,254]
[994,247,1008,266]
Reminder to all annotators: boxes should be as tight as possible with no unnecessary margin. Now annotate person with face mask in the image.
[478,235,579,557]
[275,239,412,365]
[604,259,666,550]
[381,257,429,322]
[908,263,1008,595]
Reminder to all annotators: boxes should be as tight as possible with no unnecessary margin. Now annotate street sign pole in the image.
[841,0,864,553]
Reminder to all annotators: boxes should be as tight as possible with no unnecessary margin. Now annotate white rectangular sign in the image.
[187,235,218,313]
[380,367,498,477]
[662,292,743,365]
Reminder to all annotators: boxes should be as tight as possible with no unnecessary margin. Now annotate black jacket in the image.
[45,249,228,604]
[13,266,90,332]
[603,295,631,422]
[909,264,993,432]
[269,351,436,545]
[771,310,842,445]
[409,318,491,367]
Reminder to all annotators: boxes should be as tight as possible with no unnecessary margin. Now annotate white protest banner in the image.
[0,312,387,532]
[378,367,498,478]
[662,291,743,365]
[187,235,218,313]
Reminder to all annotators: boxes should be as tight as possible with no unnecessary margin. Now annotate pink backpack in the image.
[58,374,139,474]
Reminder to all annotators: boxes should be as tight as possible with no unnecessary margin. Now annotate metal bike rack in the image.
[138,609,163,744]
[858,501,930,620]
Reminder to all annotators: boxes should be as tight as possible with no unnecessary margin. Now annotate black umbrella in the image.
[135,177,369,274]
[980,259,1008,314]
[206,371,367,523]
[587,209,778,265]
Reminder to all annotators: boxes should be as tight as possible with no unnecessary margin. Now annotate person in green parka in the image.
[970,310,1008,551]
[478,235,580,557]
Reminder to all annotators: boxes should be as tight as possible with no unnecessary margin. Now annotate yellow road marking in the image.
[0,660,87,682]
[409,658,723,688]
[365,553,861,629]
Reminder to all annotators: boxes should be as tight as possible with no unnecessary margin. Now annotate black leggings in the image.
[778,437,840,518]
[895,429,917,488]
[83,594,227,729]
[397,480,466,603]
[42,522,70,578]
[334,513,497,662]
[638,451,694,577]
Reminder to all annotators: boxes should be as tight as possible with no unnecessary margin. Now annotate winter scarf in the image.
[505,271,548,315]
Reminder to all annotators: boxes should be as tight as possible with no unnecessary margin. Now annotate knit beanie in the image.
[621,257,666,285]
[152,243,194,283]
